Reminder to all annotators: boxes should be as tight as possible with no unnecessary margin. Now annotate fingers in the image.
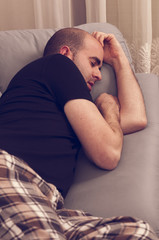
[92,31,105,47]
[92,31,115,47]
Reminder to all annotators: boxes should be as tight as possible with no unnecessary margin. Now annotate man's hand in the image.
[92,31,126,66]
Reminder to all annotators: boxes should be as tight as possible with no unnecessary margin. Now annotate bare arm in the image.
[64,95,123,170]
[92,32,147,134]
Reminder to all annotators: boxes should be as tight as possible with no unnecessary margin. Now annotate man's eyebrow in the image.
[89,57,102,67]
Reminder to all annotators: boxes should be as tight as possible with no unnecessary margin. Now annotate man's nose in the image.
[93,68,102,81]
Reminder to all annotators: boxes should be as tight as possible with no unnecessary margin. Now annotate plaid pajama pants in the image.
[0,149,158,240]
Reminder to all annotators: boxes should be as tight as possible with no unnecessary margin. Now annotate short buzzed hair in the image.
[43,28,88,57]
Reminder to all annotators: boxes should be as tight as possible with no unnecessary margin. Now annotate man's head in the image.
[43,28,86,58]
[43,27,104,91]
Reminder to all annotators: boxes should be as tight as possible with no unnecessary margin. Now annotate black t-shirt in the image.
[0,54,93,197]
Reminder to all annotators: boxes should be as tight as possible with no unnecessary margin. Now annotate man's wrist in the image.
[111,54,130,74]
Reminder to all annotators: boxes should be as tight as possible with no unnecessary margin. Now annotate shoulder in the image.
[41,54,74,68]
[44,54,81,75]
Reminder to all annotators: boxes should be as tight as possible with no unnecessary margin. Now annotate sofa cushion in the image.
[0,29,55,93]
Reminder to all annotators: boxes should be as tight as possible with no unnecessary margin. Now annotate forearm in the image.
[98,100,123,138]
[95,94,123,166]
[90,108,123,169]
[113,55,147,134]
[102,112,123,160]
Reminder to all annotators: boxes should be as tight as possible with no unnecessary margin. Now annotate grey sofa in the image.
[0,22,159,237]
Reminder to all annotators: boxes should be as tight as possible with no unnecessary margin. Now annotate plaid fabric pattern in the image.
[0,149,158,240]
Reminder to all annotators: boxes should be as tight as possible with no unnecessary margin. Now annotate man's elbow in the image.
[131,116,148,133]
[93,148,121,170]
[139,116,148,130]
[122,115,148,134]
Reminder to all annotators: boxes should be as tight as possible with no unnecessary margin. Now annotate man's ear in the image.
[59,46,73,60]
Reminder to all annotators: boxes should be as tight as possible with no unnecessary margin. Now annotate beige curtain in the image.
[86,0,159,75]
[0,0,159,75]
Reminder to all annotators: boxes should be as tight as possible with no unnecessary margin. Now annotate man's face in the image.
[72,35,104,91]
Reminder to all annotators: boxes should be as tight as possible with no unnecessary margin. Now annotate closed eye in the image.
[90,61,96,67]
[89,57,102,69]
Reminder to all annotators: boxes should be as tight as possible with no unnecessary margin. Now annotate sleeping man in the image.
[0,27,157,239]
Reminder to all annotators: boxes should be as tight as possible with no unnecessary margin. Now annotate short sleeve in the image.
[43,54,93,108]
